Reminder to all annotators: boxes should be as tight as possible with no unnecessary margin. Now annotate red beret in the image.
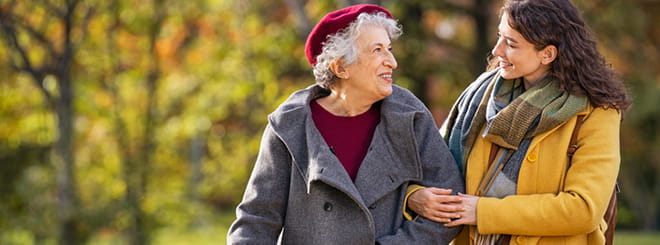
[304,4,393,66]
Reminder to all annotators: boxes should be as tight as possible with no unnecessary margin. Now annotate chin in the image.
[382,85,393,96]
[373,89,392,101]
[500,70,517,80]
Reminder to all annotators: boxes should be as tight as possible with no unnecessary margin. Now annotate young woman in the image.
[406,0,631,244]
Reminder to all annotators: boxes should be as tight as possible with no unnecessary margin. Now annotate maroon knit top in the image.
[311,100,381,181]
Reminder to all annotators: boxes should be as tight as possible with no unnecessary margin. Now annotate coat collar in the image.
[268,84,426,206]
[528,102,595,149]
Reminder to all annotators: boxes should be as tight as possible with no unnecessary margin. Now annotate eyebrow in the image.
[370,41,391,47]
[498,30,519,44]
[504,35,519,44]
[364,42,391,51]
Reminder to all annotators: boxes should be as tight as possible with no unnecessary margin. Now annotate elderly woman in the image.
[227,4,463,245]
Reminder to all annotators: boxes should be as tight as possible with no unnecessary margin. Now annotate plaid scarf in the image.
[442,69,587,172]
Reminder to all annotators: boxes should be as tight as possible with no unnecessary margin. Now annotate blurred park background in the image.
[0,0,658,244]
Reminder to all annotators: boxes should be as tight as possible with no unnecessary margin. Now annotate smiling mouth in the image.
[380,74,393,82]
[499,61,513,68]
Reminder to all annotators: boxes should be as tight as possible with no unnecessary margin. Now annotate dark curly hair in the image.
[488,0,631,111]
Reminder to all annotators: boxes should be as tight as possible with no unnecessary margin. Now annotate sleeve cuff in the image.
[403,184,426,221]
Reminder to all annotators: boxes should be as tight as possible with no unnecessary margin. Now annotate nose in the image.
[491,38,505,58]
[384,50,398,69]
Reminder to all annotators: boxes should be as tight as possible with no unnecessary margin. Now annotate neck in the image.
[523,76,546,90]
[317,89,374,117]
[523,68,550,89]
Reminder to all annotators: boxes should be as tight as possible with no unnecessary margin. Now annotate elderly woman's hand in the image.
[408,187,464,223]
[444,193,478,227]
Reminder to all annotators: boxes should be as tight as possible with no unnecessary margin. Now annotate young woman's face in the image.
[342,26,398,101]
[492,13,550,86]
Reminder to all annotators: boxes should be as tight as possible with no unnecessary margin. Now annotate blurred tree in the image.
[197,0,310,210]
[391,0,497,124]
[99,0,167,243]
[0,0,93,244]
[91,0,207,243]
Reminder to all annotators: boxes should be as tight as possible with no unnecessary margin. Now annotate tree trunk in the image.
[188,132,205,201]
[55,2,85,242]
[125,1,165,244]
[53,84,81,245]
[283,0,311,40]
[471,0,493,75]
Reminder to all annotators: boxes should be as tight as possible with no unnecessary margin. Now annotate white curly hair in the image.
[312,12,402,89]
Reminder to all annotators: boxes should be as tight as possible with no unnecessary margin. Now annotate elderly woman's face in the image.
[342,25,398,101]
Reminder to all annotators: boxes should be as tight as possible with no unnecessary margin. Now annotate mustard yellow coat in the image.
[453,104,621,245]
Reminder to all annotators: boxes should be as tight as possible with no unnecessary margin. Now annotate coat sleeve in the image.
[227,124,291,244]
[476,107,621,236]
[376,109,465,244]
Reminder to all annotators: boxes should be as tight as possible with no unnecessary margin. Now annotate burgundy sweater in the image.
[311,100,380,181]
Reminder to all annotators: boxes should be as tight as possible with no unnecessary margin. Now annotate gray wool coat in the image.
[227,85,464,245]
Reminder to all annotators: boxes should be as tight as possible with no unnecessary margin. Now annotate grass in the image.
[87,211,235,245]
[614,231,660,245]
[150,210,235,245]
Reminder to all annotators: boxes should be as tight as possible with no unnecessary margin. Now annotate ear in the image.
[329,58,349,79]
[540,45,557,65]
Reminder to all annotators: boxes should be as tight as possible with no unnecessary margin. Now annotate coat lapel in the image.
[304,116,367,205]
[354,93,423,207]
[354,125,419,207]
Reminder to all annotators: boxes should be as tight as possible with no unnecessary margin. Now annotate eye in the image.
[496,33,515,48]
[373,47,382,53]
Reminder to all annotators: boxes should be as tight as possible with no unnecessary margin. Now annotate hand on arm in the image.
[444,193,478,227]
[407,187,464,223]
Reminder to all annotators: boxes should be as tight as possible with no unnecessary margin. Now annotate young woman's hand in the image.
[444,193,479,227]
[408,187,464,223]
